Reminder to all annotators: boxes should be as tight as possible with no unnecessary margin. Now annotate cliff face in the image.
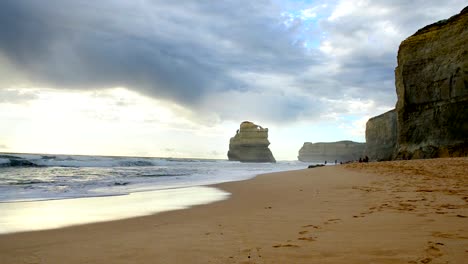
[394,7,468,159]
[227,121,276,163]
[365,109,397,161]
[298,141,365,163]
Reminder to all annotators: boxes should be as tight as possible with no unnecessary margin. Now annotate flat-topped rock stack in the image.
[227,121,276,163]
[298,141,365,163]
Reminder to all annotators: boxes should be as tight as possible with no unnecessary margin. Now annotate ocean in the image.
[0,153,309,233]
[0,153,308,202]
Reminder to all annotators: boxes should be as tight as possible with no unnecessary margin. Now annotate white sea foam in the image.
[0,153,309,202]
[0,153,312,233]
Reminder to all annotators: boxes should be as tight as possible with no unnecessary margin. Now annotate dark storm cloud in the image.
[0,0,466,123]
[0,0,311,106]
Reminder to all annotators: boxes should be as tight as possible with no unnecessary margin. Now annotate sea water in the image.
[0,153,308,233]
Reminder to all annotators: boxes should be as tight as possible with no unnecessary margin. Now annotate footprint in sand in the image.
[418,257,432,264]
[324,218,341,225]
[432,231,468,239]
[298,236,316,242]
[302,224,320,229]
[410,241,445,264]
[296,226,320,242]
[272,244,300,248]
[425,241,443,258]
[354,209,376,218]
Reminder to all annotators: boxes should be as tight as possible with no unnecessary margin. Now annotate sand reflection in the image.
[0,186,229,234]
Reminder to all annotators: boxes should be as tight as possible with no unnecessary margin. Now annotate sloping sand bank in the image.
[0,158,467,263]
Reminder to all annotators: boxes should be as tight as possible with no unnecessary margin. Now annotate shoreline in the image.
[0,158,467,263]
[0,186,230,235]
[0,155,308,203]
[0,167,309,234]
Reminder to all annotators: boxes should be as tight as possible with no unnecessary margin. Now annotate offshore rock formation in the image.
[227,121,276,163]
[394,7,468,159]
[365,109,397,161]
[298,141,365,163]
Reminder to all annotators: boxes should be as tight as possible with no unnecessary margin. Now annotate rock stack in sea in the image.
[365,6,468,160]
[227,121,276,163]
[298,141,365,163]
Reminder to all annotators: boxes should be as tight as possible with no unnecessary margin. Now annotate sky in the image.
[0,0,466,160]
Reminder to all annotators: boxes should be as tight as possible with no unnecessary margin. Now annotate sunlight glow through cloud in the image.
[0,0,466,159]
[0,88,219,157]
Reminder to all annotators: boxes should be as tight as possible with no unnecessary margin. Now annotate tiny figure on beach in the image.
[359,157,362,163]
[364,156,369,163]
[324,160,327,165]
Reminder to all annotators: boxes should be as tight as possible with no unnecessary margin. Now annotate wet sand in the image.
[0,158,467,263]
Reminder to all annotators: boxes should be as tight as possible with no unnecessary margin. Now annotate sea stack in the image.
[227,121,276,163]
[298,141,365,163]
[394,7,468,159]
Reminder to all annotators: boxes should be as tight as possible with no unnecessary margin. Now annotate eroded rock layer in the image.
[394,7,468,159]
[227,121,276,163]
[365,109,397,161]
[298,141,365,163]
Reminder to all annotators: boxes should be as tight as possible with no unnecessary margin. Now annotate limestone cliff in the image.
[298,141,365,163]
[227,121,276,163]
[394,7,468,159]
[365,109,397,161]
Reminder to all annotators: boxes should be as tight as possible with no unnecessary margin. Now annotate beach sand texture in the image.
[0,158,467,263]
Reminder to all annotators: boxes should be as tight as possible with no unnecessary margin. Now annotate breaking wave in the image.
[0,153,308,202]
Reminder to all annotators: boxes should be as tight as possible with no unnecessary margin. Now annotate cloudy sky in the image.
[0,0,466,160]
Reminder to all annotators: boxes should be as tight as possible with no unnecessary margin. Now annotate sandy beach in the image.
[0,158,467,263]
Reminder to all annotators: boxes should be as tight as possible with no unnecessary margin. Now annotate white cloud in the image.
[328,0,391,21]
[0,1,466,159]
[300,8,318,19]
[338,115,371,137]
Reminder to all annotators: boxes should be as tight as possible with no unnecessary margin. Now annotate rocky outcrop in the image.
[365,109,397,161]
[227,121,276,163]
[298,141,365,163]
[394,7,468,159]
